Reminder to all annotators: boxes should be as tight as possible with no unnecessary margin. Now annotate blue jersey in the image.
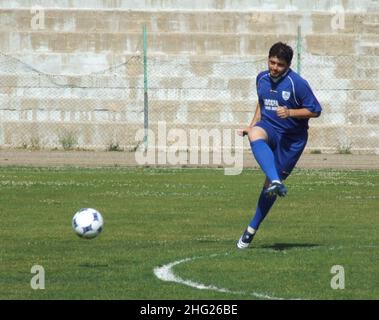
[256,69,322,135]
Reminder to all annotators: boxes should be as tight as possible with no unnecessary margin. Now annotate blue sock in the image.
[250,139,280,183]
[249,188,277,230]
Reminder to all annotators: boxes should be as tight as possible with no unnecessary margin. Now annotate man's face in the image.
[268,56,289,78]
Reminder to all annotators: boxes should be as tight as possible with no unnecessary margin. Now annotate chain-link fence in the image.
[0,51,144,151]
[0,49,378,154]
[301,54,378,154]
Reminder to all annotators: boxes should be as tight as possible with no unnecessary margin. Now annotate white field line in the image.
[153,245,378,300]
[153,253,292,300]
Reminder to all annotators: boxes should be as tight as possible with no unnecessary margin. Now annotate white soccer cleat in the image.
[237,229,255,249]
[264,181,288,197]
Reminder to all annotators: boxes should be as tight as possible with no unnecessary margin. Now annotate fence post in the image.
[143,24,148,150]
[297,25,302,75]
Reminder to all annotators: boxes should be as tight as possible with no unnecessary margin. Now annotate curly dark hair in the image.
[269,42,294,65]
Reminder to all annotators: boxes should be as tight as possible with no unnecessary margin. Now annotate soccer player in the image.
[236,42,322,249]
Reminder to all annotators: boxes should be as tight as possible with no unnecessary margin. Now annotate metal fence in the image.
[0,49,378,154]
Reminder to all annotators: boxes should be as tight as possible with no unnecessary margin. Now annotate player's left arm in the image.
[277,107,319,119]
[277,78,322,119]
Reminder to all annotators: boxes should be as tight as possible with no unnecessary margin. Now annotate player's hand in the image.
[237,128,250,137]
[277,106,290,119]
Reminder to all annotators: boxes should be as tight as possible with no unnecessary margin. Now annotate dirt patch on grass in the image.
[0,149,378,170]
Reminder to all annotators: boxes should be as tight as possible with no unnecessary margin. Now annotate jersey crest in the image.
[282,90,291,101]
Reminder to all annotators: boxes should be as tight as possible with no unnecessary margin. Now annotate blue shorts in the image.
[254,120,308,180]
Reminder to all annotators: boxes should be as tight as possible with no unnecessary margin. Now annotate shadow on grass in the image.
[79,263,109,268]
[259,243,320,251]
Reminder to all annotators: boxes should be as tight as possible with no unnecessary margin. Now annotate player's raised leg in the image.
[247,126,287,197]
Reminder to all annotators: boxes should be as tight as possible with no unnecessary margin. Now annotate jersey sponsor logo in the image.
[282,91,291,101]
[263,99,279,111]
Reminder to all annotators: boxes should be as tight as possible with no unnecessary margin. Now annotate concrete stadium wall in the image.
[1,0,377,11]
[0,1,378,153]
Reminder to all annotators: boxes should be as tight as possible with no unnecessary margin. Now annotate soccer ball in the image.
[72,208,104,239]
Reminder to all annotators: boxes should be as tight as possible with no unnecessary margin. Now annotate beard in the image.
[269,68,289,82]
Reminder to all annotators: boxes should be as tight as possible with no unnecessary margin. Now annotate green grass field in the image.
[0,166,378,300]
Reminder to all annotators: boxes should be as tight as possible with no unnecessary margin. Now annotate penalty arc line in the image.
[154,245,378,300]
[153,253,295,300]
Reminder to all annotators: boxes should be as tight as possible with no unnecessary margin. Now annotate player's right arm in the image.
[249,102,261,127]
[237,102,261,136]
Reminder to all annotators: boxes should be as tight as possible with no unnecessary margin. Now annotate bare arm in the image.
[277,107,320,119]
[237,102,261,137]
[249,102,262,127]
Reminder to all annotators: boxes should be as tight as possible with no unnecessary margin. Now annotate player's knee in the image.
[248,127,268,142]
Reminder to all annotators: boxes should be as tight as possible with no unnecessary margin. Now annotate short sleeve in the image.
[296,79,322,116]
